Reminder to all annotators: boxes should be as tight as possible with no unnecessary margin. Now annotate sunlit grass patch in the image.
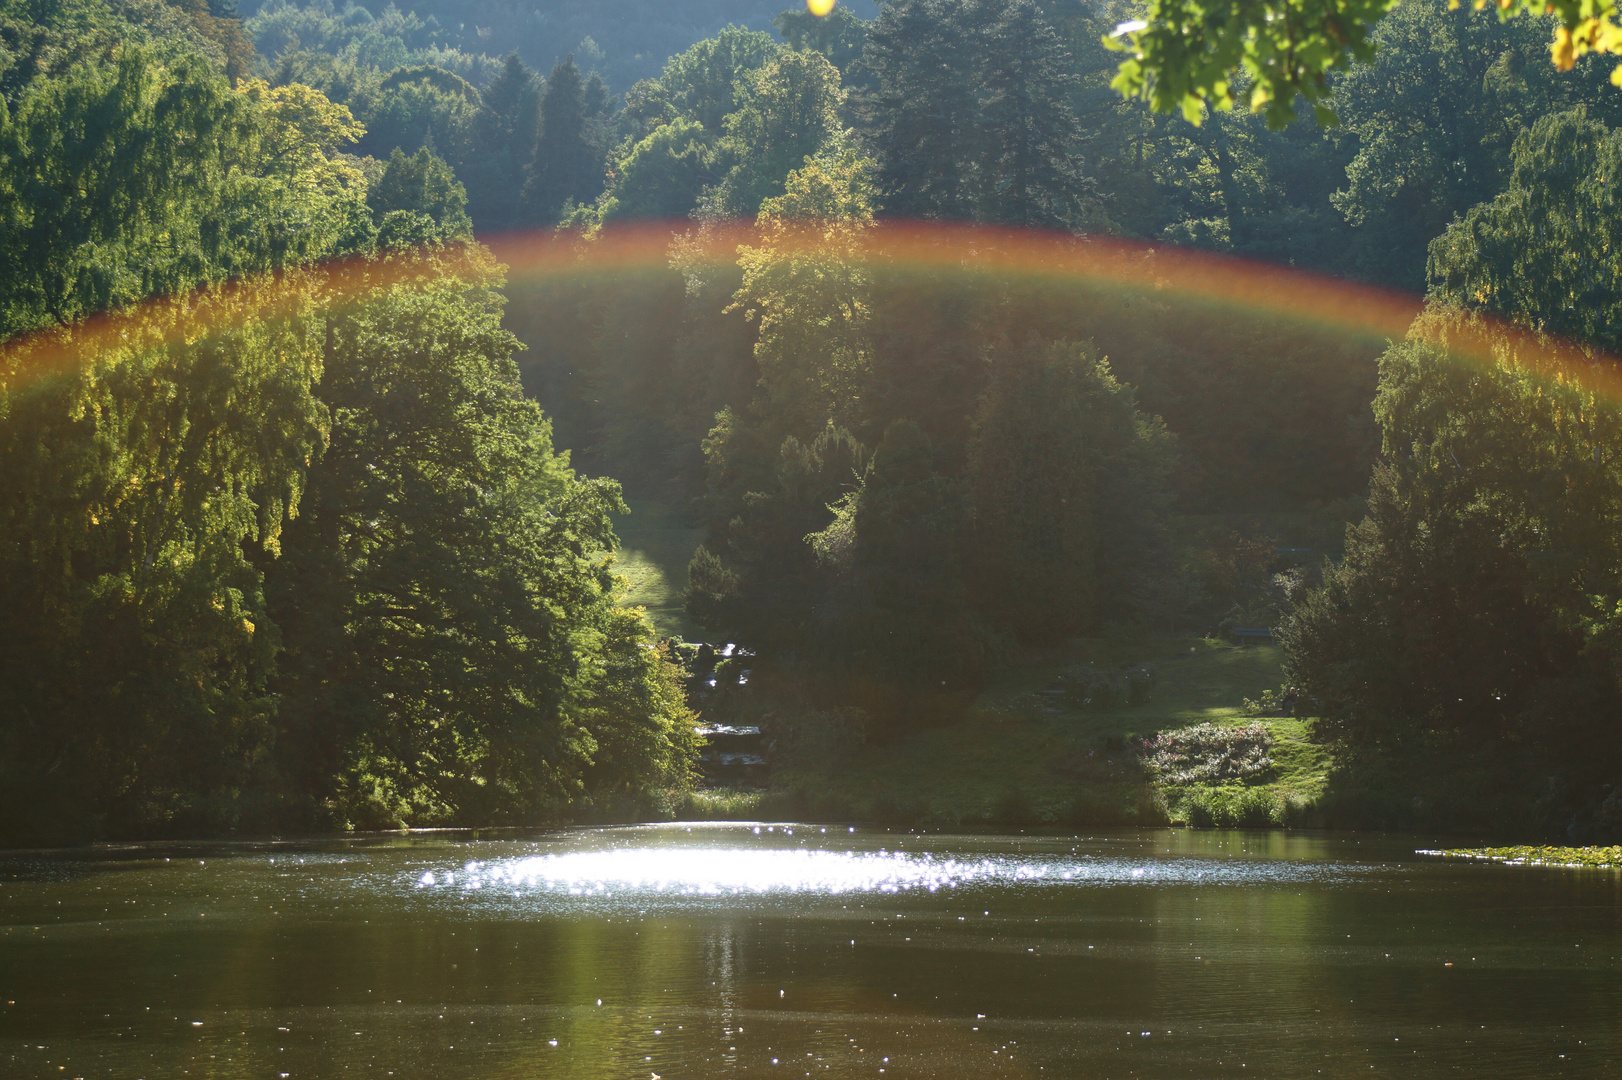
[612,497,705,640]
[1420,846,1622,868]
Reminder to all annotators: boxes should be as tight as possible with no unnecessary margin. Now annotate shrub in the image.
[1184,786,1283,828]
[1141,722,1274,784]
[676,787,767,819]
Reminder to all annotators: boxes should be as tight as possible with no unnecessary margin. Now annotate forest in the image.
[4,0,1622,845]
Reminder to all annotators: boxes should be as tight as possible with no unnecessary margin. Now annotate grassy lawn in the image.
[767,636,1335,828]
[611,497,704,641]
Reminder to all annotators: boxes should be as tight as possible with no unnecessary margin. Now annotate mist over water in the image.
[3,825,1620,1078]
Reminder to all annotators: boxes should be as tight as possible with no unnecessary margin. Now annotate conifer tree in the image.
[463,53,542,231]
[525,56,604,222]
[863,0,1094,228]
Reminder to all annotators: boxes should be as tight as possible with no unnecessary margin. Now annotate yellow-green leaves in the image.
[731,152,877,431]
[1107,0,1409,129]
[1115,0,1622,128]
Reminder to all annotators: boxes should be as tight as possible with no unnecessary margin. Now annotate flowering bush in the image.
[1140,722,1274,784]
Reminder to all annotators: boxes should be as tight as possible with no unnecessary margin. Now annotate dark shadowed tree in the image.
[462,53,542,231]
[525,56,604,222]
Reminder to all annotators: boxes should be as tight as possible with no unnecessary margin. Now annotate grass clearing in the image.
[611,497,704,640]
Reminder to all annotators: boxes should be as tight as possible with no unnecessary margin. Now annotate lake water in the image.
[2,824,1619,1078]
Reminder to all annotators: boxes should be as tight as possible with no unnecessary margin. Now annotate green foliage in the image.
[708,48,844,215]
[1427,108,1622,351]
[459,52,541,229]
[731,151,876,427]
[1111,0,1622,130]
[1182,785,1284,827]
[1109,0,1396,129]
[773,5,870,91]
[598,117,711,222]
[356,63,478,162]
[1331,3,1622,289]
[1,0,233,102]
[246,0,497,85]
[1282,113,1622,832]
[367,144,472,241]
[0,13,697,842]
[525,55,604,220]
[810,419,986,721]
[0,47,369,339]
[862,0,1096,227]
[627,25,782,140]
[964,340,1175,640]
[266,256,694,827]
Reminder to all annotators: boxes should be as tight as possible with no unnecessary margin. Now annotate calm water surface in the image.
[2,825,1619,1078]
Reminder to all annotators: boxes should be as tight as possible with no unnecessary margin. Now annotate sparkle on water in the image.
[6,825,1621,1079]
[407,824,1349,902]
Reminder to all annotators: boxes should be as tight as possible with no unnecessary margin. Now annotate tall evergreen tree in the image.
[525,56,603,222]
[863,0,1093,227]
[463,53,542,231]
[972,0,1093,227]
[861,0,980,219]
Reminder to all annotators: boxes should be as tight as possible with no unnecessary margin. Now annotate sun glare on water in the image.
[417,847,1054,896]
[405,831,1355,902]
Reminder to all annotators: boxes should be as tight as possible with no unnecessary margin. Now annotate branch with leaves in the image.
[1110,0,1622,128]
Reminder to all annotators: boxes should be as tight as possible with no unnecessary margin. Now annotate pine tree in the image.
[862,0,981,219]
[525,56,604,223]
[972,0,1093,228]
[464,53,542,231]
[862,0,1093,228]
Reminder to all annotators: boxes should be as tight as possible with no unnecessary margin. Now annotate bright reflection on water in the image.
[409,829,1353,902]
[3,824,1621,1079]
[420,848,1053,895]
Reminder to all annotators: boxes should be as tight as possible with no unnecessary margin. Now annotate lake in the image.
[2,824,1619,1078]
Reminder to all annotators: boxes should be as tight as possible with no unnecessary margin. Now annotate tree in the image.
[861,0,983,219]
[628,26,782,141]
[1330,2,1622,289]
[367,145,473,244]
[774,5,873,95]
[863,0,1095,228]
[598,118,712,223]
[0,24,699,842]
[526,56,604,222]
[461,52,542,231]
[964,339,1174,641]
[356,64,480,164]
[1282,111,1622,832]
[971,0,1096,227]
[1426,108,1622,351]
[266,251,693,828]
[730,150,877,432]
[708,48,846,216]
[808,420,986,725]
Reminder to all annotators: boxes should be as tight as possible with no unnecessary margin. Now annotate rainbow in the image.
[2,220,1615,404]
